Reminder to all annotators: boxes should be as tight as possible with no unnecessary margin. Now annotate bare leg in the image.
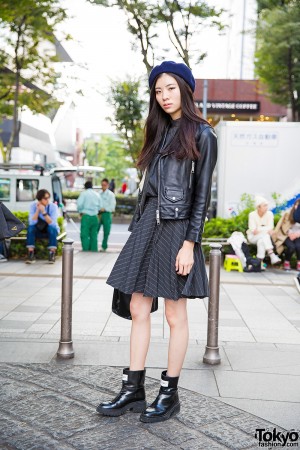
[129,292,153,370]
[165,298,189,377]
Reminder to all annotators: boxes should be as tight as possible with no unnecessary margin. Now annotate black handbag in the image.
[36,217,48,233]
[0,202,25,240]
[112,289,158,320]
[36,206,49,233]
[244,257,261,273]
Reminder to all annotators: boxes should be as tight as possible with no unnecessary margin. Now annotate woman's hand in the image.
[175,240,194,276]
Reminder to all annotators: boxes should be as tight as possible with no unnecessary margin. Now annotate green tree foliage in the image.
[255,2,300,121]
[107,79,145,173]
[89,0,224,72]
[0,0,69,161]
[85,135,129,185]
[256,0,293,14]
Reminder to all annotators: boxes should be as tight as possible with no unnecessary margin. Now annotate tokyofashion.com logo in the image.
[255,428,299,447]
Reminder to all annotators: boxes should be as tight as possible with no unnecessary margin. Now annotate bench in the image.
[6,231,67,260]
[9,231,67,243]
[201,238,228,246]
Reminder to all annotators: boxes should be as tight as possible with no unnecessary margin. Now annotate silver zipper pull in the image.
[189,161,195,188]
[156,209,160,225]
[175,207,179,218]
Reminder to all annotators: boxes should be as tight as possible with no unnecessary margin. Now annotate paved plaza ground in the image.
[0,245,300,448]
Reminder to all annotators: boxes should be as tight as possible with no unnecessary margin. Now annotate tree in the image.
[155,1,224,67]
[85,135,128,184]
[89,0,156,74]
[0,0,69,162]
[256,0,293,14]
[107,78,146,175]
[255,3,300,121]
[89,0,224,73]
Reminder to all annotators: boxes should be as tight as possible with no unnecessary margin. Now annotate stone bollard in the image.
[57,238,74,359]
[203,243,222,365]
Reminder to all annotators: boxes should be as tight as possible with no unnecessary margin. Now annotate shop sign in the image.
[196,101,260,113]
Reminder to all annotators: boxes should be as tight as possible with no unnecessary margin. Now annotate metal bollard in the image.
[57,238,74,359]
[203,243,222,365]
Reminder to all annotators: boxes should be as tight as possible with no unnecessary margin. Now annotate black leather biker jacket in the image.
[129,123,218,243]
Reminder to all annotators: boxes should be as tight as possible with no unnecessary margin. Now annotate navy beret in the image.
[149,61,195,92]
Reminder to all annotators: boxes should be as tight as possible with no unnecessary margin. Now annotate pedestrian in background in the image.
[109,178,115,193]
[0,241,7,263]
[247,196,281,268]
[98,178,116,252]
[121,180,127,194]
[26,189,59,264]
[77,181,101,252]
[97,61,217,423]
[273,199,300,271]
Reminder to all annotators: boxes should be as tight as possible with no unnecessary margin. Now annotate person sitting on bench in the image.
[26,189,59,264]
[247,196,281,268]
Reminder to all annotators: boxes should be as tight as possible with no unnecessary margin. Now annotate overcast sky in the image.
[58,0,257,136]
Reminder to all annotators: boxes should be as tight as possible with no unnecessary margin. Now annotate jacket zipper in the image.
[156,128,169,225]
[189,161,195,188]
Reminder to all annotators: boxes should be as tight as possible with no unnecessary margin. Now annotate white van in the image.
[0,164,63,213]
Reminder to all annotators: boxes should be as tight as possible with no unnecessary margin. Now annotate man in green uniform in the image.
[98,178,116,252]
[77,181,101,252]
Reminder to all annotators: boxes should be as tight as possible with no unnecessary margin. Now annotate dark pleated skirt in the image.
[106,197,209,301]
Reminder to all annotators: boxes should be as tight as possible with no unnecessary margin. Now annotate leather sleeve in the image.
[185,126,218,243]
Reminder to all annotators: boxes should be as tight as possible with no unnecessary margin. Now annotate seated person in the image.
[0,241,7,262]
[273,199,300,271]
[246,196,281,267]
[26,189,59,264]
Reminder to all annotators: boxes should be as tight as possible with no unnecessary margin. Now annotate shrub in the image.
[8,212,65,259]
[203,209,251,239]
[63,190,137,216]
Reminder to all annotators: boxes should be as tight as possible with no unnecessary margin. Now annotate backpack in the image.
[227,241,261,273]
[241,242,261,272]
[244,257,261,272]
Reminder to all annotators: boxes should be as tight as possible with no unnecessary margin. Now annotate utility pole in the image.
[203,79,208,120]
[240,0,247,79]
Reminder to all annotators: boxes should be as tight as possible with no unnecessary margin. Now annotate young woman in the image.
[97,61,218,423]
[273,199,300,271]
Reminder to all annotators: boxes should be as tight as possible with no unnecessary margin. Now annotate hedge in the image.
[8,212,65,259]
[63,191,137,215]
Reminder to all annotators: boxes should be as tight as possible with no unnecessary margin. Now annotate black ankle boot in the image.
[96,368,146,416]
[140,370,180,423]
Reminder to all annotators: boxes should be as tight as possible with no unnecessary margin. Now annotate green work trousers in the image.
[98,212,112,250]
[80,214,99,252]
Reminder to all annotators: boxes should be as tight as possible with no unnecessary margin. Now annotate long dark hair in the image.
[137,73,209,170]
[289,199,300,224]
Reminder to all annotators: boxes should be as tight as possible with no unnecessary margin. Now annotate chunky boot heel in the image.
[96,368,146,416]
[130,400,147,413]
[140,370,180,423]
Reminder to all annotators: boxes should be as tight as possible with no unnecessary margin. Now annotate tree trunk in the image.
[287,46,297,121]
[6,20,24,162]
[6,69,20,161]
